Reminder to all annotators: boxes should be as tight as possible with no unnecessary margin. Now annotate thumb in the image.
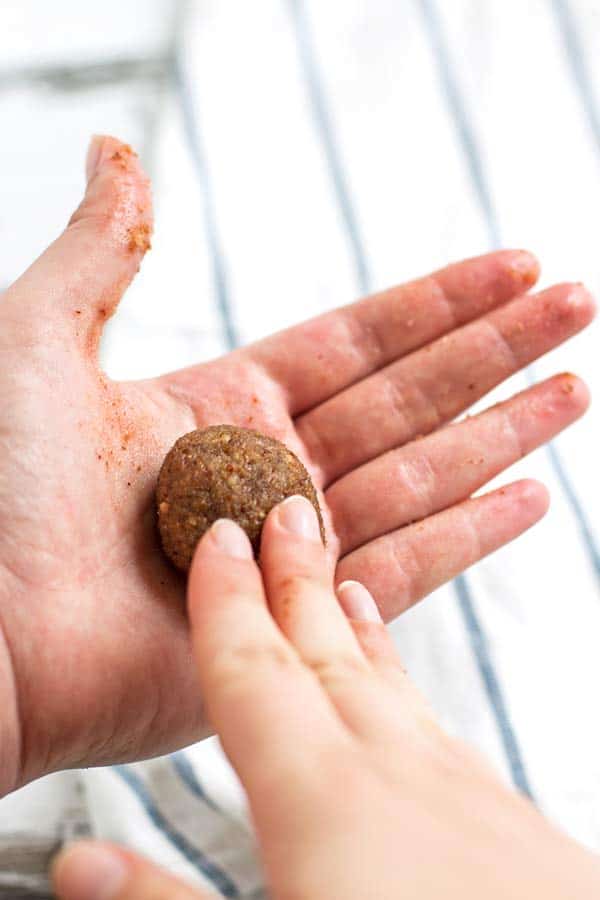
[4,135,153,357]
[52,841,220,900]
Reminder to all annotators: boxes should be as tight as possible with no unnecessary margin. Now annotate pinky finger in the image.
[338,580,401,669]
[52,841,216,900]
[337,581,438,725]
[336,479,550,623]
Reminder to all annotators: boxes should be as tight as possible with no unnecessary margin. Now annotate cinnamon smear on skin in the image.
[127,223,152,254]
[110,145,136,168]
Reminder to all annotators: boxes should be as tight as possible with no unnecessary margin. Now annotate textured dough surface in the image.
[157,425,324,571]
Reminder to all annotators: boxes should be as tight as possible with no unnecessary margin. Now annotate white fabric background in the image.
[0,1,599,897]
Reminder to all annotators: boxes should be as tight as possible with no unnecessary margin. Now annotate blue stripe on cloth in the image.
[551,0,600,152]
[173,53,238,351]
[414,0,537,798]
[417,0,600,581]
[453,575,533,798]
[549,3,600,574]
[288,0,535,796]
[113,766,241,898]
[543,441,600,578]
[287,0,372,295]
[171,751,223,814]
[417,0,501,246]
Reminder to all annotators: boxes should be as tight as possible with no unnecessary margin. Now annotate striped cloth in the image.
[0,1,599,897]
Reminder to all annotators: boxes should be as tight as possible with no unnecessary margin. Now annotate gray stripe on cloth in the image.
[417,0,502,246]
[0,833,59,900]
[171,752,223,814]
[173,46,238,351]
[287,0,372,295]
[551,0,600,154]
[454,574,533,796]
[0,773,91,899]
[548,0,600,578]
[113,766,241,898]
[0,56,171,94]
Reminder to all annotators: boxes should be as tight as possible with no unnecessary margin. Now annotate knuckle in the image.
[484,318,520,372]
[395,454,438,521]
[383,372,442,439]
[421,274,457,329]
[387,535,424,608]
[381,373,411,434]
[70,173,152,258]
[307,652,368,687]
[211,641,298,688]
[273,569,324,602]
[498,406,525,458]
[340,307,388,369]
[69,180,122,231]
[297,413,336,476]
[456,505,483,563]
[426,731,491,783]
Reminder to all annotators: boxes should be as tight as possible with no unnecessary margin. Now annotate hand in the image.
[51,499,600,900]
[0,135,593,795]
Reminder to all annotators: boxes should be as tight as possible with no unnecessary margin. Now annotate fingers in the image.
[260,497,367,670]
[328,373,589,554]
[260,499,419,743]
[337,581,405,685]
[52,841,210,900]
[246,249,539,415]
[187,518,341,789]
[336,479,550,622]
[4,135,152,357]
[299,282,595,482]
[338,582,438,727]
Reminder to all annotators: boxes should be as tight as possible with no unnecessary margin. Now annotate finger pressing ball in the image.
[156,425,325,571]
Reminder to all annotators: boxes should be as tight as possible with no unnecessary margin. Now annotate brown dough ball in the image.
[156,425,325,572]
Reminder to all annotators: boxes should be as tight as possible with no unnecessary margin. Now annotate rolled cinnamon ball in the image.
[157,425,325,572]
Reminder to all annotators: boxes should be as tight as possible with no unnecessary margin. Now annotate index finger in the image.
[187,519,344,792]
[246,249,539,415]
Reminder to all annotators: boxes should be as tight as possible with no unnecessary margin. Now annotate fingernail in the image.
[566,282,593,310]
[337,580,382,623]
[52,843,127,900]
[210,519,253,559]
[276,495,320,540]
[85,135,106,184]
[509,249,538,284]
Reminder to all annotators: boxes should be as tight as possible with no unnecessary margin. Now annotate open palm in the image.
[0,137,593,795]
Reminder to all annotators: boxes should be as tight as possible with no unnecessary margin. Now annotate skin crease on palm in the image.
[0,135,594,797]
